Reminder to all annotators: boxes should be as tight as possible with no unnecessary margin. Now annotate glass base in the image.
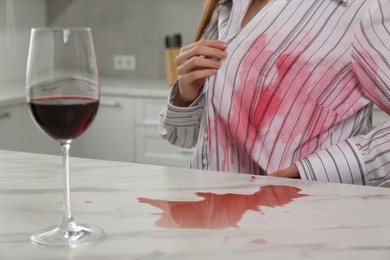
[31,222,104,248]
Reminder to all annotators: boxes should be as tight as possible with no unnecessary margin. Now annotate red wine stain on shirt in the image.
[138,185,309,229]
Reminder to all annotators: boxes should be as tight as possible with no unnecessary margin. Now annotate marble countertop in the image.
[0,77,170,107]
[1,150,390,259]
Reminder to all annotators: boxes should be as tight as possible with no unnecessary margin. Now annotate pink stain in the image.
[229,34,317,167]
[150,250,165,256]
[361,194,386,200]
[207,31,373,172]
[210,33,319,170]
[248,238,268,245]
[216,115,228,172]
[276,54,311,143]
[231,34,275,149]
[138,185,309,230]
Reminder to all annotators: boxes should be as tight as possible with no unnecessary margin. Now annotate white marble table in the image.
[1,150,390,260]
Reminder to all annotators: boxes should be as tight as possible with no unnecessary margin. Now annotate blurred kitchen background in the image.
[0,0,203,81]
[0,0,204,168]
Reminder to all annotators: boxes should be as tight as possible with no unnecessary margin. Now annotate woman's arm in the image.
[159,81,205,149]
[160,38,227,148]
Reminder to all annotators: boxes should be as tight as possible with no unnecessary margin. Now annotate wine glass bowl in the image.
[26,28,104,247]
[28,81,99,141]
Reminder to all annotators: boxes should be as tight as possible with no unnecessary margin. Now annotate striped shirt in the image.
[159,0,390,186]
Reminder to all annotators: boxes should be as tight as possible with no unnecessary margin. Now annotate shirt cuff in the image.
[162,80,204,127]
[296,140,367,185]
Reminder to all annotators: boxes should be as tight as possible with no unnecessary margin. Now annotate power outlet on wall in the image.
[113,55,136,71]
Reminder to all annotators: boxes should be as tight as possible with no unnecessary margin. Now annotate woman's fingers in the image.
[177,55,221,75]
[180,39,227,53]
[173,40,228,105]
[176,40,227,66]
[179,68,218,85]
[269,164,300,179]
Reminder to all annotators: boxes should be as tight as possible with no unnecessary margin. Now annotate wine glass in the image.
[26,27,104,247]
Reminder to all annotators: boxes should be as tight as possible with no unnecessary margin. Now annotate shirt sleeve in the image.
[159,80,205,149]
[296,0,390,187]
[296,120,390,187]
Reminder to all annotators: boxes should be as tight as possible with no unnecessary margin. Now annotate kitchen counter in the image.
[100,77,170,98]
[0,77,170,107]
[1,149,390,259]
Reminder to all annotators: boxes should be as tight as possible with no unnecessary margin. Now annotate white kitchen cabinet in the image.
[0,102,61,155]
[134,97,192,167]
[70,95,192,167]
[77,96,135,162]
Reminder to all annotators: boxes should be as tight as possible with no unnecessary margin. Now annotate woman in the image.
[160,0,390,186]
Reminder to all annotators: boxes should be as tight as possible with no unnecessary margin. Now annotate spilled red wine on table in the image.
[29,96,99,140]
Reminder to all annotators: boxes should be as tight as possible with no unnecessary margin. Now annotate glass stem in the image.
[60,140,74,226]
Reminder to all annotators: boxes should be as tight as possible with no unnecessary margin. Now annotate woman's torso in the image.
[191,0,374,174]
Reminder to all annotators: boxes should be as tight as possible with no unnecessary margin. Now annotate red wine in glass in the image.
[29,96,99,140]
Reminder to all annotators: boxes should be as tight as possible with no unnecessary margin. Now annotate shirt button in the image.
[203,133,208,139]
[202,158,208,166]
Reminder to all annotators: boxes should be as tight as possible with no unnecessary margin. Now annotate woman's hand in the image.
[269,164,301,179]
[173,39,228,107]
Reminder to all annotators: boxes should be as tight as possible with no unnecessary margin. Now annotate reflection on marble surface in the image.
[1,150,390,259]
[138,185,309,229]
